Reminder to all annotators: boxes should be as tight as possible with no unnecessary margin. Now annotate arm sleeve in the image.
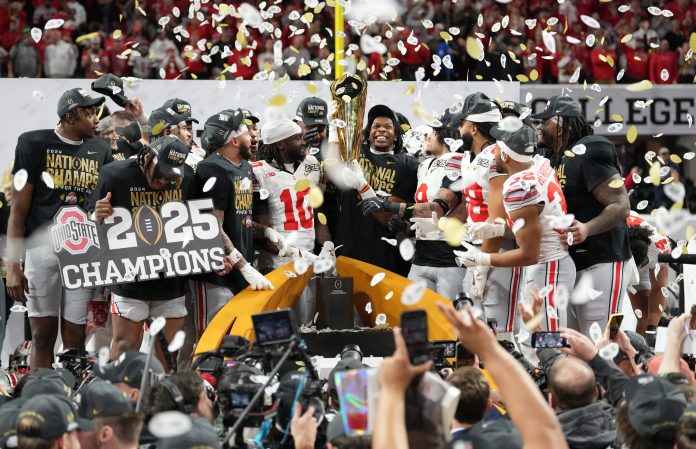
[12,133,40,185]
[503,180,541,213]
[582,140,621,192]
[588,354,630,406]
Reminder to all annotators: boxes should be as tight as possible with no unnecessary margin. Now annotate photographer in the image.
[142,371,214,423]
[446,367,491,439]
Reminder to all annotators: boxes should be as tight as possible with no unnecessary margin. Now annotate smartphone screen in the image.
[401,310,430,365]
[607,314,624,340]
[531,332,569,348]
[334,369,370,435]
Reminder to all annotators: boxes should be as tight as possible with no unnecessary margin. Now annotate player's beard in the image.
[239,141,252,160]
[460,132,474,154]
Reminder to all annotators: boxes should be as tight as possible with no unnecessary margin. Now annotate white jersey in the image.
[462,143,506,225]
[414,152,465,241]
[503,156,568,263]
[251,155,322,251]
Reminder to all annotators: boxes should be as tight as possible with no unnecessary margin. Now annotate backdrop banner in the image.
[0,79,519,172]
[523,84,696,137]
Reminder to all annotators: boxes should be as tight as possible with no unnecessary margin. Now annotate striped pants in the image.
[568,260,631,337]
[521,255,577,332]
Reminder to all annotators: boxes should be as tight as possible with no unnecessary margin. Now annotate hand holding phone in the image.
[401,310,430,365]
[606,313,624,340]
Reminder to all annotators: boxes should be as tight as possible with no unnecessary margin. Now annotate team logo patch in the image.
[50,208,100,255]
[66,192,78,205]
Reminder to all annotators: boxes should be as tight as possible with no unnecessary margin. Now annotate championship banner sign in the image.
[49,199,225,288]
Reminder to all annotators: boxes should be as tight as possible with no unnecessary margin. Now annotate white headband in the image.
[466,108,503,123]
[497,140,534,163]
[224,123,249,144]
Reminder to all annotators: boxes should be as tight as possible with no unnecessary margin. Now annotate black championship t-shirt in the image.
[88,158,195,301]
[335,151,419,276]
[195,154,255,293]
[552,135,631,271]
[12,129,112,239]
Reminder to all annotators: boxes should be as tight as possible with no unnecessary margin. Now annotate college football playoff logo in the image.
[134,205,163,246]
[50,208,100,255]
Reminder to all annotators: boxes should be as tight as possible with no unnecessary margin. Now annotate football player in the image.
[7,88,111,369]
[458,117,576,332]
[626,214,671,335]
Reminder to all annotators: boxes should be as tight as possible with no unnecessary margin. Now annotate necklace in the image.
[217,152,241,167]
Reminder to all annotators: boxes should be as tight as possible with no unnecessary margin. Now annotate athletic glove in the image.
[454,243,492,268]
[410,212,441,240]
[239,264,275,290]
[357,196,399,216]
[467,221,506,241]
[303,127,320,147]
[265,228,290,257]
[388,215,409,233]
[470,265,491,302]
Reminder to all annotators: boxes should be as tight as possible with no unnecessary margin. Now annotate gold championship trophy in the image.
[330,73,368,162]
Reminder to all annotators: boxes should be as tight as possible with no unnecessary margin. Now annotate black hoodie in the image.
[557,401,618,449]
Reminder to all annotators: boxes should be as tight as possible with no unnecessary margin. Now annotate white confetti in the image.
[44,19,65,30]
[662,9,674,17]
[647,6,662,15]
[284,270,297,278]
[158,16,170,27]
[159,68,166,79]
[637,200,649,210]
[684,152,695,160]
[375,313,387,325]
[571,144,586,155]
[547,17,559,26]
[546,306,558,320]
[30,27,42,43]
[13,169,28,192]
[370,272,386,287]
[580,15,600,28]
[567,232,574,246]
[259,188,270,200]
[618,4,631,12]
[586,34,596,47]
[159,248,170,258]
[98,346,110,368]
[589,322,602,343]
[167,330,186,352]
[399,238,415,261]
[538,285,554,298]
[556,285,569,310]
[634,309,643,319]
[542,30,556,54]
[294,257,310,275]
[41,171,54,189]
[449,27,461,35]
[401,280,427,306]
[313,257,334,274]
[365,302,372,314]
[381,237,398,246]
[148,411,192,438]
[512,218,525,233]
[10,303,27,313]
[660,69,669,81]
[240,178,252,190]
[202,177,216,193]
[599,342,620,359]
[607,123,623,133]
[32,90,45,102]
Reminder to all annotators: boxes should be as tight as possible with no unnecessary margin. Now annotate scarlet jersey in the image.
[413,152,465,241]
[462,144,505,226]
[251,155,323,251]
[627,214,671,267]
[502,156,569,263]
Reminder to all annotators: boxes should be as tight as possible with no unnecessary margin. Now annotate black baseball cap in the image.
[623,375,687,437]
[149,107,179,137]
[465,416,523,449]
[57,88,106,118]
[94,350,164,389]
[116,121,142,143]
[367,104,399,125]
[0,398,24,448]
[162,98,198,124]
[17,394,94,439]
[450,92,502,125]
[91,73,128,107]
[149,136,190,177]
[76,380,135,419]
[532,95,583,120]
[202,108,246,151]
[241,108,260,124]
[490,117,537,159]
[157,416,221,449]
[295,97,329,126]
[21,369,73,399]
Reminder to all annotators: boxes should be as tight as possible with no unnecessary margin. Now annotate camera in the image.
[499,340,547,390]
[216,361,271,428]
[57,349,93,386]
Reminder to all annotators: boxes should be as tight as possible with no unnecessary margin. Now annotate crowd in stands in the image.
[0,0,695,83]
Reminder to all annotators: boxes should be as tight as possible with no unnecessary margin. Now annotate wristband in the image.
[228,248,243,265]
[358,184,372,195]
[433,198,450,215]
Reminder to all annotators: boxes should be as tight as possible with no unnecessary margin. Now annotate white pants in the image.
[192,282,234,329]
[568,260,631,336]
[521,256,577,331]
[408,265,466,302]
[25,246,95,325]
[463,264,522,333]
[110,294,187,322]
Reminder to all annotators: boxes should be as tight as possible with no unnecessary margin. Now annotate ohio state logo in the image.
[50,207,100,255]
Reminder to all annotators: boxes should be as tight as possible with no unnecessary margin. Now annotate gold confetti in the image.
[608,179,624,188]
[297,63,311,77]
[671,154,683,163]
[75,32,100,44]
[690,32,696,53]
[442,217,466,247]
[465,36,481,59]
[113,29,122,39]
[611,114,624,122]
[441,31,453,42]
[686,225,695,241]
[294,179,311,191]
[306,82,318,94]
[626,125,638,143]
[529,69,539,81]
[268,94,288,106]
[516,74,529,82]
[404,84,415,95]
[564,150,576,157]
[317,212,327,225]
[385,291,394,300]
[309,186,323,208]
[626,80,653,92]
[356,59,367,72]
[621,34,632,43]
[219,4,230,15]
[191,73,198,80]
[151,122,165,136]
[606,55,615,67]
[662,177,674,185]
[649,162,661,186]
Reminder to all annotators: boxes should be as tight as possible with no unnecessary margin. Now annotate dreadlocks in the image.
[549,115,594,167]
[434,126,461,150]
[260,142,278,166]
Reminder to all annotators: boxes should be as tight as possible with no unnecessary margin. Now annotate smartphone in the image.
[606,313,624,340]
[690,305,696,330]
[401,310,430,365]
[531,332,569,348]
[251,309,296,346]
[431,340,457,358]
[334,368,371,435]
[455,342,475,368]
